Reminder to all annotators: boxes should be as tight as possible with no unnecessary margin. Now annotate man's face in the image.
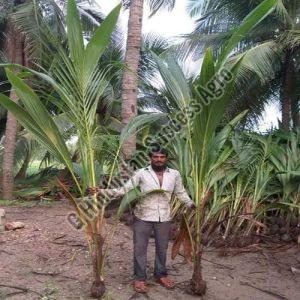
[150,153,168,168]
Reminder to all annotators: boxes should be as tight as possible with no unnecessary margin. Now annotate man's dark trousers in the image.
[133,216,171,280]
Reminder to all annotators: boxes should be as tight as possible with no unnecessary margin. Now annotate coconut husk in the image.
[290,217,298,227]
[275,217,286,227]
[280,233,292,243]
[279,226,288,234]
[269,224,279,234]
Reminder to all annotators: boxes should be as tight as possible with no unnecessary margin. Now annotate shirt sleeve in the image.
[102,170,141,199]
[174,171,194,208]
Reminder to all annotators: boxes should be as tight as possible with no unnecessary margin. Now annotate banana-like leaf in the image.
[6,69,71,160]
[203,57,244,143]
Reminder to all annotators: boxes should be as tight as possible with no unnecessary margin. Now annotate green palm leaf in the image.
[117,188,169,217]
[84,4,122,80]
[120,113,165,146]
[67,0,84,67]
[0,70,74,174]
[216,0,278,70]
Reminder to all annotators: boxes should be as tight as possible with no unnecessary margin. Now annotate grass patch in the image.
[0,198,56,207]
[39,281,60,300]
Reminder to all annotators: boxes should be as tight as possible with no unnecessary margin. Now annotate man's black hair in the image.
[148,144,168,157]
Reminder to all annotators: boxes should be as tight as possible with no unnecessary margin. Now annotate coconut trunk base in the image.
[190,277,207,296]
[90,280,105,298]
[191,249,207,295]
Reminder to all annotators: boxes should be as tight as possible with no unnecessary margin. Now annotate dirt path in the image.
[0,202,299,300]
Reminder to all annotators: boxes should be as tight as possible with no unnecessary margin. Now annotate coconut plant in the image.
[213,133,275,241]
[0,1,163,298]
[270,130,300,213]
[201,130,300,245]
[151,0,280,295]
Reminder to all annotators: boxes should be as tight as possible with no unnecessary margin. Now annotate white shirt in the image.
[105,165,194,222]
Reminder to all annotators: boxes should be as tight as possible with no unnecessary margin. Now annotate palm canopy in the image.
[185,0,299,57]
[180,0,300,129]
[0,0,19,24]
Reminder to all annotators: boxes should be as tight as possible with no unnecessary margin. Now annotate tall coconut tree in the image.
[121,0,176,158]
[0,0,66,198]
[1,0,27,199]
[180,0,300,131]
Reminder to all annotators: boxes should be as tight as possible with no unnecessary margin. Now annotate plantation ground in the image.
[0,202,299,300]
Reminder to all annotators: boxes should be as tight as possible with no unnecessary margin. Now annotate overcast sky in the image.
[99,0,194,36]
[96,0,280,131]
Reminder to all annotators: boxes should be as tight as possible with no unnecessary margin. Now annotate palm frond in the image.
[146,0,175,17]
[216,0,278,70]
[151,52,191,110]
[228,40,282,83]
[186,0,206,18]
[10,0,66,62]
[281,29,300,48]
[139,33,170,81]
[77,2,124,47]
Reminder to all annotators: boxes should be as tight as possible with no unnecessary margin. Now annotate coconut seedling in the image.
[152,0,279,295]
[0,1,162,297]
[270,130,300,216]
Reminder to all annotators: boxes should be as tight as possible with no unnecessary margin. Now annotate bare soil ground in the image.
[0,202,299,300]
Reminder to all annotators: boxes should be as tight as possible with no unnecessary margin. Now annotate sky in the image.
[98,0,194,36]
[96,0,281,132]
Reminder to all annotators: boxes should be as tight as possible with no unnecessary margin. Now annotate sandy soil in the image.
[0,202,299,300]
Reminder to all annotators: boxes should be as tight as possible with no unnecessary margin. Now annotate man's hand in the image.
[189,203,196,210]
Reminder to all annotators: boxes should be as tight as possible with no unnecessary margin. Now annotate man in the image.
[94,146,194,293]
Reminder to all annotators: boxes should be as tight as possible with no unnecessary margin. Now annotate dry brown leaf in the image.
[171,220,185,260]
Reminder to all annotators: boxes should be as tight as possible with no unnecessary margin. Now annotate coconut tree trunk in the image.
[121,0,144,159]
[291,97,300,129]
[281,50,294,132]
[2,22,24,199]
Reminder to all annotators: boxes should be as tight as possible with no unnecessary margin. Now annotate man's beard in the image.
[151,163,167,172]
